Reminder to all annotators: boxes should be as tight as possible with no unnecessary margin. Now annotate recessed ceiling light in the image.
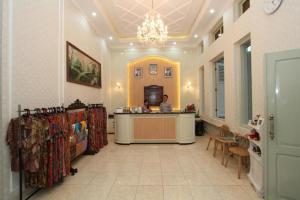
[194,34,198,38]
[173,41,177,45]
[92,12,97,17]
[108,36,113,40]
[130,42,134,46]
[210,9,215,14]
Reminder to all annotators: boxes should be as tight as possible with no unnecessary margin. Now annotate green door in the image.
[266,49,300,200]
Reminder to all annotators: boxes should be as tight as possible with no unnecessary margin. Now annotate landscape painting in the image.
[67,42,101,88]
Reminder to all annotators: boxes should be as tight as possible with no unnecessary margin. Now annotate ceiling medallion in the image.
[137,0,168,46]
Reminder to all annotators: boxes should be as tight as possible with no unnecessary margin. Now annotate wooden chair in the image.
[206,125,231,151]
[224,137,250,179]
[213,125,235,165]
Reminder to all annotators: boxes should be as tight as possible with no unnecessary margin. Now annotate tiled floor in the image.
[32,135,263,200]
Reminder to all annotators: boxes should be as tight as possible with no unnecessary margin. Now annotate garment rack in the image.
[16,100,104,200]
[17,104,65,200]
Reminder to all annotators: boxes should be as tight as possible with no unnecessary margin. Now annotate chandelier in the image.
[137,0,168,46]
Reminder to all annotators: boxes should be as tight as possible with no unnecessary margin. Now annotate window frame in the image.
[210,19,224,43]
[214,58,225,119]
[239,0,250,16]
[240,40,252,124]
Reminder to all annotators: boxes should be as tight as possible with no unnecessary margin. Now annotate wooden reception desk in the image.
[114,112,195,144]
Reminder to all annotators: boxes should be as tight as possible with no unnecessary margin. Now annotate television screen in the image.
[144,85,163,106]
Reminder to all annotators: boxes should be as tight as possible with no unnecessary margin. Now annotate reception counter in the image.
[114,112,195,144]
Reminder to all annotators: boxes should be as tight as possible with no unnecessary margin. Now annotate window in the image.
[214,24,224,41]
[214,58,225,119]
[199,41,204,54]
[199,67,205,114]
[240,0,250,15]
[241,40,252,123]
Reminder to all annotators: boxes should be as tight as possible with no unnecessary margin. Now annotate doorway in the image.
[266,48,300,199]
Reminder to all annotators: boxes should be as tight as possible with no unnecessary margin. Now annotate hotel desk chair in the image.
[224,137,250,179]
[213,125,235,165]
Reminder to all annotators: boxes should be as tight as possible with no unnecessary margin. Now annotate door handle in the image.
[269,114,275,140]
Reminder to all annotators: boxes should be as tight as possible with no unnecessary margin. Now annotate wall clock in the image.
[264,0,283,14]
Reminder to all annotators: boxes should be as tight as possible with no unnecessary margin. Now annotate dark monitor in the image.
[144,85,163,106]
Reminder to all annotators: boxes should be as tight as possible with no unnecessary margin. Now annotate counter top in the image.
[114,111,196,115]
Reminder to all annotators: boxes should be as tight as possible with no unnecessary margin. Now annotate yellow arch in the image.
[127,56,181,110]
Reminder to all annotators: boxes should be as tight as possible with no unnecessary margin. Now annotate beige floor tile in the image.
[164,186,193,200]
[216,186,254,200]
[135,186,163,200]
[190,186,223,200]
[63,172,95,185]
[81,185,112,200]
[139,173,163,185]
[28,135,262,200]
[115,173,140,185]
[162,173,189,186]
[106,185,137,200]
[184,172,212,186]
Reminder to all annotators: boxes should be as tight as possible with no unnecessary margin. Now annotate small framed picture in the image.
[164,67,173,78]
[149,64,157,75]
[256,117,264,129]
[134,67,143,78]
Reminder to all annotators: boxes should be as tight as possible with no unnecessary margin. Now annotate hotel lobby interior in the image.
[0,0,300,199]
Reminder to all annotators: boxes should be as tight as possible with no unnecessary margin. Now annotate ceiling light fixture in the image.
[130,42,134,46]
[210,9,215,14]
[137,0,168,46]
[173,41,177,45]
[92,12,97,16]
[108,36,113,40]
[194,34,198,38]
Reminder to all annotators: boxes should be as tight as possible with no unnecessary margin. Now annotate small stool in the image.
[224,146,249,179]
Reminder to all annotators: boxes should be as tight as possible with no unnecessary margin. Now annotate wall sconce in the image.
[186,81,192,89]
[116,82,121,89]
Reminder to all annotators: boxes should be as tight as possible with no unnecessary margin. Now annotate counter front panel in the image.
[114,112,195,144]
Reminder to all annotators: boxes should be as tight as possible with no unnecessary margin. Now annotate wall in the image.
[64,0,111,106]
[128,57,180,109]
[0,1,110,199]
[109,48,200,114]
[198,0,300,133]
[0,1,63,199]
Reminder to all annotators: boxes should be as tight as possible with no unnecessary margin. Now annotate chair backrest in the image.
[219,125,232,137]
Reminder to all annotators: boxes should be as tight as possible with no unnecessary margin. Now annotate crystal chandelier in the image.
[137,0,168,46]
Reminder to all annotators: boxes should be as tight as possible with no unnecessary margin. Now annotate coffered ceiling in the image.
[72,0,232,48]
[96,0,205,38]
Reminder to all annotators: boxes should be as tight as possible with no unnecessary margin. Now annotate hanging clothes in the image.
[6,113,70,189]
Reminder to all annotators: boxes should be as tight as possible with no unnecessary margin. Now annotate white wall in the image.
[198,0,300,133]
[64,1,111,106]
[109,47,200,114]
[0,1,110,199]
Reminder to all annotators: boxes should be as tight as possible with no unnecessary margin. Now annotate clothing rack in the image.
[15,100,106,200]
[17,104,65,200]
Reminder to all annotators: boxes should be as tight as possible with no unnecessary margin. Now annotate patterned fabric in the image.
[6,114,69,188]
[68,111,87,160]
[6,106,107,189]
[86,107,108,153]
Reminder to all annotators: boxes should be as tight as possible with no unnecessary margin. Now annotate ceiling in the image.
[96,0,204,38]
[72,0,232,48]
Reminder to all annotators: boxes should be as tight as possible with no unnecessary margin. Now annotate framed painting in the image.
[149,64,158,75]
[134,67,143,78]
[66,41,101,88]
[164,67,173,78]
